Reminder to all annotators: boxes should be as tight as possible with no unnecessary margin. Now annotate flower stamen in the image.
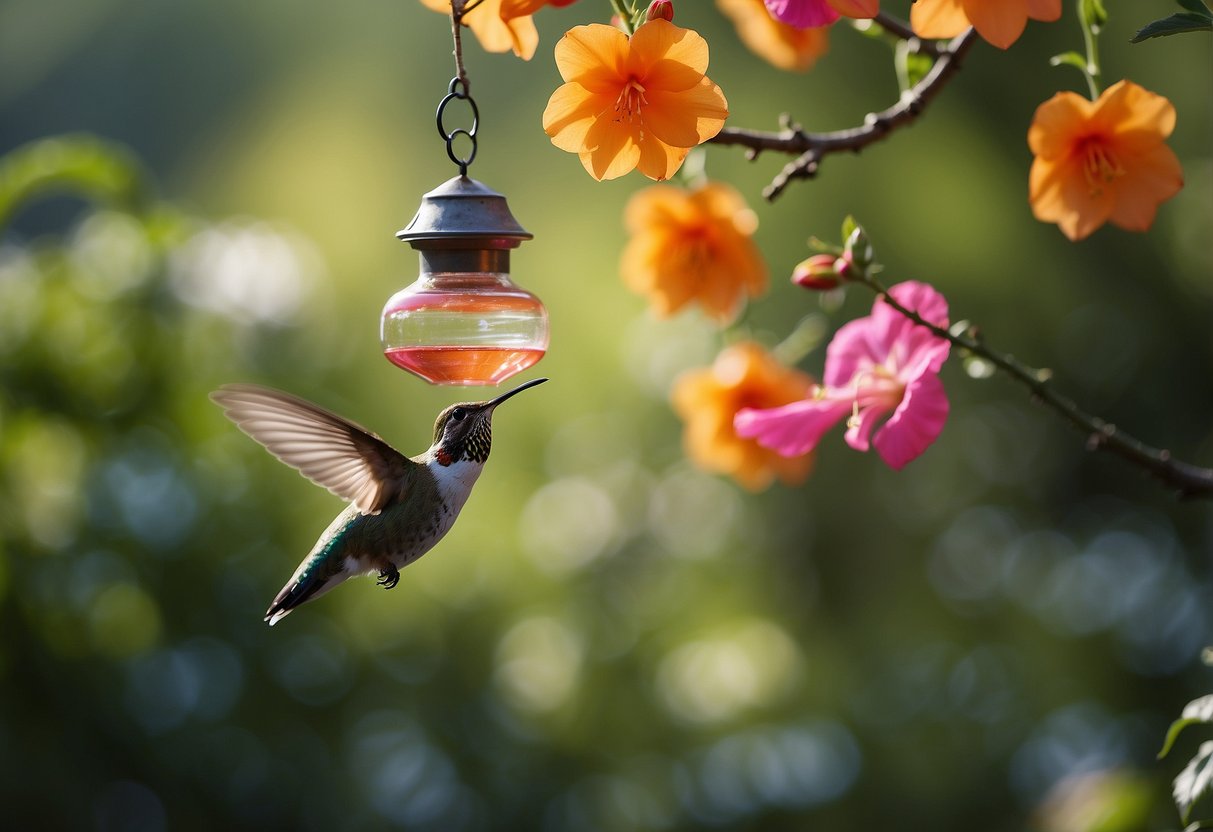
[845,367,905,429]
[1080,140,1124,196]
[615,78,647,123]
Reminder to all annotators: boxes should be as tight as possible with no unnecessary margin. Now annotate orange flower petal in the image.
[553,24,627,90]
[624,185,698,233]
[910,0,970,39]
[542,84,605,151]
[717,0,829,72]
[914,0,1056,46]
[671,343,815,491]
[626,245,699,314]
[581,118,642,181]
[961,0,1027,49]
[692,182,751,229]
[1028,91,1094,159]
[636,137,690,181]
[1027,0,1062,22]
[644,79,729,147]
[1029,156,1113,241]
[456,0,539,59]
[699,242,766,320]
[501,0,547,18]
[628,19,709,85]
[619,235,664,292]
[1096,80,1177,152]
[1108,144,1184,232]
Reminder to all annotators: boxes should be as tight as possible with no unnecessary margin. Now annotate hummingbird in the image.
[210,377,548,625]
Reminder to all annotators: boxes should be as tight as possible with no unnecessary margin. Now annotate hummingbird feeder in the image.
[381,47,549,386]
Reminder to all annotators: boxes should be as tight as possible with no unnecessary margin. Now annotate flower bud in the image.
[843,224,874,271]
[792,254,842,290]
[646,0,674,23]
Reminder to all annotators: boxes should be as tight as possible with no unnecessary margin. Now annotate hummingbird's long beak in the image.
[485,377,548,410]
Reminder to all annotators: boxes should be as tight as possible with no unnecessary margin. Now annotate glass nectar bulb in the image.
[381,270,548,386]
[381,176,549,386]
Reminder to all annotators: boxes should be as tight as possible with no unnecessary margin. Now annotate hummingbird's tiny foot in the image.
[377,565,400,590]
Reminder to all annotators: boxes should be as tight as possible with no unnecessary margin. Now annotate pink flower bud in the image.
[646,0,674,23]
[792,254,842,290]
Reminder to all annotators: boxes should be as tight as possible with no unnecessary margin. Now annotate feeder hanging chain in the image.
[436,77,479,176]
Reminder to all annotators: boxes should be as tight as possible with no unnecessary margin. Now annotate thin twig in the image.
[451,0,471,86]
[869,11,943,58]
[708,28,978,200]
[854,273,1213,499]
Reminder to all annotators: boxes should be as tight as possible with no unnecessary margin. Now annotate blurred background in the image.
[1,1,1210,829]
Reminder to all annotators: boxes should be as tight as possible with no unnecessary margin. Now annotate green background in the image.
[1,1,1210,829]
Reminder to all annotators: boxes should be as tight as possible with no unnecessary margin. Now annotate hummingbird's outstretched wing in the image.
[210,384,416,516]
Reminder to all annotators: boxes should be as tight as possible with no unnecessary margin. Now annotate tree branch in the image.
[708,28,978,200]
[855,274,1213,499]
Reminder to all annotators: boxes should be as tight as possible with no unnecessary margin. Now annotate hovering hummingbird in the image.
[210,377,548,625]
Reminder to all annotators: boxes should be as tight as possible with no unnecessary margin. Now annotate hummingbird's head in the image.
[431,377,548,466]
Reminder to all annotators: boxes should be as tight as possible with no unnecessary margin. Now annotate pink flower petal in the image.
[883,281,950,378]
[764,0,841,28]
[887,280,949,328]
[735,397,850,457]
[823,316,879,388]
[873,371,949,469]
[843,401,886,453]
[825,280,950,387]
[863,282,945,369]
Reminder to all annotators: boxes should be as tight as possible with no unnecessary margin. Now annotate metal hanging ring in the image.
[436,77,479,175]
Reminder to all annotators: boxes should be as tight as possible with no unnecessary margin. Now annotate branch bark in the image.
[708,28,978,200]
[856,274,1213,499]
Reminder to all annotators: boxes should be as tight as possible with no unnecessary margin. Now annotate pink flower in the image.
[763,0,877,29]
[735,280,951,469]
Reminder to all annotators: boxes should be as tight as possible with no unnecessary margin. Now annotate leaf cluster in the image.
[1160,685,1213,826]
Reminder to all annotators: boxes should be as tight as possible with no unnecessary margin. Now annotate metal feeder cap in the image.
[397,175,532,249]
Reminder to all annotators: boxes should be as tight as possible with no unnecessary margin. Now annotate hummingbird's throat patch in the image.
[435,448,454,467]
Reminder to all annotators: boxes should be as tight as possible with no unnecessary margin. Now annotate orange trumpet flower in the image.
[542,19,729,181]
[672,342,816,491]
[1028,80,1184,241]
[621,181,767,324]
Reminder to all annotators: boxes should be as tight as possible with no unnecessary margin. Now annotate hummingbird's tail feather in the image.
[264,565,351,626]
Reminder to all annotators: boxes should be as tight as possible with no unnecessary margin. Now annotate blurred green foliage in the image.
[0,2,1210,831]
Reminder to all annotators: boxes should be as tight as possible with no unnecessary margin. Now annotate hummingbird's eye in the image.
[450,407,467,422]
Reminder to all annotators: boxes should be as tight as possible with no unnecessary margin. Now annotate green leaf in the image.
[0,135,150,230]
[1132,12,1213,42]
[1177,0,1212,15]
[1161,696,1213,760]
[1050,51,1090,71]
[1175,740,1213,823]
